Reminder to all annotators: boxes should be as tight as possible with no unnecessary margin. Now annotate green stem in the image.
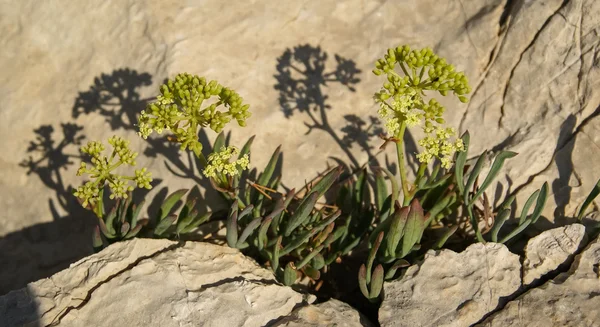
[395,123,410,206]
[94,188,104,219]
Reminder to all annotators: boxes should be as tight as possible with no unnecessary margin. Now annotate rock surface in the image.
[522,223,587,285]
[477,234,600,327]
[1,0,599,295]
[379,242,521,327]
[277,299,375,327]
[0,239,307,327]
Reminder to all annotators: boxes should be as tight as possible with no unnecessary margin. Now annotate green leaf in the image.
[577,178,600,221]
[272,236,282,272]
[226,202,239,248]
[311,253,325,270]
[469,151,518,206]
[490,208,511,243]
[310,166,343,200]
[284,192,319,237]
[519,189,540,225]
[130,200,145,228]
[239,135,255,160]
[295,245,324,269]
[177,209,198,235]
[358,264,369,298]
[124,221,146,239]
[158,189,188,221]
[104,206,117,236]
[179,212,211,234]
[499,219,531,244]
[455,131,470,195]
[92,226,103,250]
[257,145,281,188]
[154,214,177,237]
[374,169,388,212]
[257,217,273,251]
[283,262,297,286]
[401,199,425,258]
[464,152,487,204]
[369,264,384,299]
[302,265,320,280]
[386,202,408,256]
[213,132,226,153]
[120,222,130,236]
[236,218,262,248]
[384,259,410,280]
[375,166,399,206]
[530,182,548,224]
[433,225,458,250]
[367,232,384,283]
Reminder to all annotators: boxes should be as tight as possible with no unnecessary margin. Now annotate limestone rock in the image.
[277,299,375,327]
[0,239,305,327]
[379,243,521,327]
[522,223,586,285]
[477,235,600,327]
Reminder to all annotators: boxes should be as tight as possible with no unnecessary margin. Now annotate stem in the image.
[395,122,410,206]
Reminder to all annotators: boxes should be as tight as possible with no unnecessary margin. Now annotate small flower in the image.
[137,73,251,153]
[203,146,250,179]
[74,136,153,208]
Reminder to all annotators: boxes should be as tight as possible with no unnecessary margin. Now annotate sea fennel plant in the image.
[358,45,550,301]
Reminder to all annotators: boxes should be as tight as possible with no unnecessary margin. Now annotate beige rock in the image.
[522,223,586,285]
[379,242,521,327]
[277,299,375,327]
[0,239,305,327]
[477,235,600,327]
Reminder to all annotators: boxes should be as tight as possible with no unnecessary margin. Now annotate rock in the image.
[379,242,521,327]
[277,299,375,327]
[477,235,600,327]
[0,239,306,327]
[522,223,587,285]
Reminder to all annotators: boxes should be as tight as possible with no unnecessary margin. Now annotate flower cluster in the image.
[373,45,471,168]
[137,73,251,155]
[73,136,153,207]
[202,146,250,178]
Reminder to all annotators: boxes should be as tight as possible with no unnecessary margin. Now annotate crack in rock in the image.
[47,241,185,326]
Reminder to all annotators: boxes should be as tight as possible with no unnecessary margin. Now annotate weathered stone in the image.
[0,239,305,327]
[477,235,600,327]
[277,299,375,327]
[522,223,586,285]
[379,243,521,327]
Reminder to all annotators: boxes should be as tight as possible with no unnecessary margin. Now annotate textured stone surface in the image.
[0,239,305,327]
[477,235,600,327]
[277,299,375,327]
[1,0,599,294]
[379,243,521,327]
[522,223,586,285]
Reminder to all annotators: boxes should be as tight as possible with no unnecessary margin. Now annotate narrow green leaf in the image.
[236,218,262,247]
[464,152,487,204]
[387,202,409,256]
[519,189,540,225]
[177,209,198,235]
[577,178,600,221]
[124,222,145,239]
[401,199,425,258]
[158,189,188,221]
[374,169,388,212]
[490,208,511,243]
[179,212,211,234]
[104,205,117,236]
[119,196,132,224]
[469,151,518,206]
[375,166,399,206]
[433,225,458,250]
[257,145,281,187]
[92,226,103,250]
[530,182,548,224]
[238,135,255,174]
[369,264,384,299]
[213,132,226,153]
[310,166,343,199]
[226,201,239,247]
[499,219,531,244]
[455,131,470,195]
[384,259,410,280]
[120,222,130,236]
[283,262,297,286]
[154,214,177,236]
[130,200,145,228]
[257,217,273,251]
[284,192,319,237]
[303,265,320,280]
[311,253,325,270]
[296,245,324,269]
[272,236,282,272]
[367,232,384,283]
[98,217,115,238]
[358,264,370,298]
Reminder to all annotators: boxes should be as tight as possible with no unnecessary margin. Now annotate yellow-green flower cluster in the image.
[74,136,153,207]
[137,73,251,155]
[373,45,471,168]
[202,146,250,178]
